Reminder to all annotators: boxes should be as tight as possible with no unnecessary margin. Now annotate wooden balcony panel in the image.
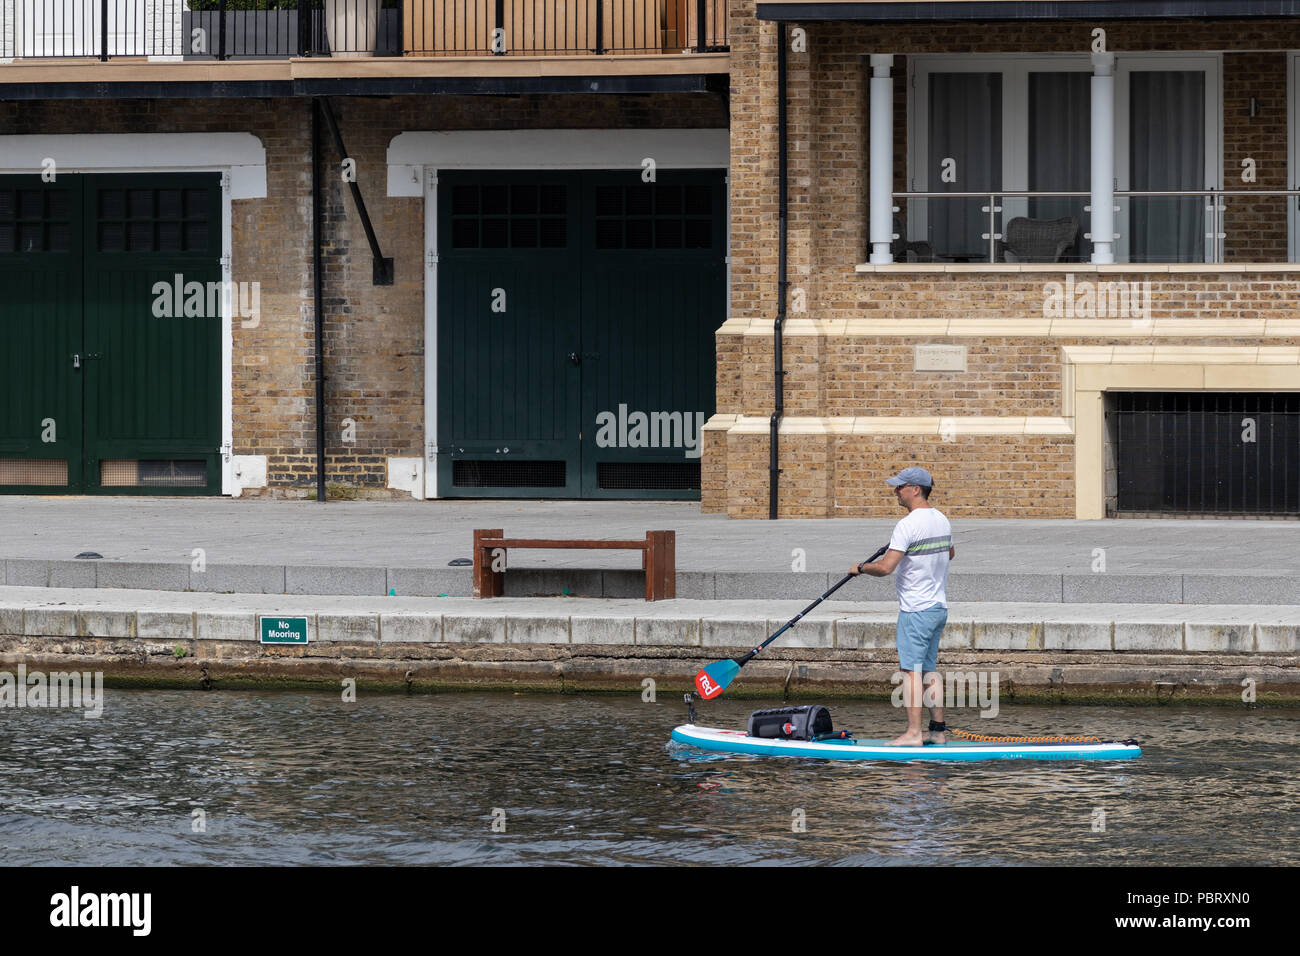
[402,0,727,56]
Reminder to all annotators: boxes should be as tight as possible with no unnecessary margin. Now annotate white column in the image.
[869,54,895,264]
[1090,52,1116,265]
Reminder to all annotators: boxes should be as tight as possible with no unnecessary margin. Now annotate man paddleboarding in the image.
[849,467,954,747]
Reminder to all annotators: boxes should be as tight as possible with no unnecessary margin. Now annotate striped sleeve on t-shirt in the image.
[905,534,952,556]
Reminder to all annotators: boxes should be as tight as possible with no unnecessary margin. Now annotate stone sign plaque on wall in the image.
[914,344,968,372]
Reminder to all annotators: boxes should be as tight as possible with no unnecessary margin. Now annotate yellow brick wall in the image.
[713,4,1300,517]
[719,432,1076,518]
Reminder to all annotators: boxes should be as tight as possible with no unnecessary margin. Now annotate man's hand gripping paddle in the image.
[693,545,890,700]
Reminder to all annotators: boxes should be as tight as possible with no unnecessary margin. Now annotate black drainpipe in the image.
[312,97,326,503]
[769,23,788,520]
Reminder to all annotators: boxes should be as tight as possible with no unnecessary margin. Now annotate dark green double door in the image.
[0,173,222,494]
[437,169,724,499]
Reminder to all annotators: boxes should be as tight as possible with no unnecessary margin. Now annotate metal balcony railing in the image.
[0,0,728,60]
[893,189,1300,265]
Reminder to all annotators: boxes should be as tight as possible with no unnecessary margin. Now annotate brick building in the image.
[2,0,1298,520]
[711,0,1300,519]
[0,2,729,500]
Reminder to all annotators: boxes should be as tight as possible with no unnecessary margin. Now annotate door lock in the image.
[73,354,80,369]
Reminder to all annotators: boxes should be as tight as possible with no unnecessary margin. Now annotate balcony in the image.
[860,52,1300,270]
[0,0,729,97]
[889,189,1300,268]
[0,0,728,59]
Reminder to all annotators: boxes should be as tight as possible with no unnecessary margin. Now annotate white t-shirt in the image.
[887,507,953,613]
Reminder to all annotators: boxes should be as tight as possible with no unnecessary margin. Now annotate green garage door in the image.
[0,173,222,495]
[437,169,724,499]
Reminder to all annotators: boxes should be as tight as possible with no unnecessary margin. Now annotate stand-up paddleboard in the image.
[671,725,1142,762]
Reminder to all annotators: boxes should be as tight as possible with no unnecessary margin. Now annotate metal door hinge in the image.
[426,169,438,188]
[426,250,439,267]
[221,171,231,191]
[220,253,232,274]
[219,441,232,462]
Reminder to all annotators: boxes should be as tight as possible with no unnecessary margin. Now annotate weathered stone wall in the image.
[5,639,1297,701]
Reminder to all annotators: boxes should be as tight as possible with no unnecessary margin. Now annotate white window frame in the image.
[1114,54,1222,264]
[908,52,1223,264]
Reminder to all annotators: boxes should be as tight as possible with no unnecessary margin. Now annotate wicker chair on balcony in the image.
[891,216,936,263]
[997,216,1080,263]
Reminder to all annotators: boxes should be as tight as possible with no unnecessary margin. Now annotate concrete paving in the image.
[1,497,1297,604]
[2,586,1297,652]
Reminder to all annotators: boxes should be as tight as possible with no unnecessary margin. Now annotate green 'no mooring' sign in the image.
[260,616,310,645]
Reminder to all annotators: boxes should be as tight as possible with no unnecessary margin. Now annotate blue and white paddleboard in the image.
[671,724,1141,762]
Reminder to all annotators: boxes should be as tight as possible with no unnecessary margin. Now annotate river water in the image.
[1,690,1295,865]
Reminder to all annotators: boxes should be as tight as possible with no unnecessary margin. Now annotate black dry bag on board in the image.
[747,705,833,741]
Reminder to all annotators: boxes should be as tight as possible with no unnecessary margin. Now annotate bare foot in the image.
[923,732,947,745]
[887,732,925,747]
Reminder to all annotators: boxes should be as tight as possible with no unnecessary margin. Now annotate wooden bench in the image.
[472,528,675,601]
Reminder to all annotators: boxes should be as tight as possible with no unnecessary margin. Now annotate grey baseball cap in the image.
[886,466,934,488]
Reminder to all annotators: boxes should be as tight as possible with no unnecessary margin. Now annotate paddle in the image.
[693,544,890,700]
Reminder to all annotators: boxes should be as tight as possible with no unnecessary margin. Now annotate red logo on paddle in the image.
[696,672,721,699]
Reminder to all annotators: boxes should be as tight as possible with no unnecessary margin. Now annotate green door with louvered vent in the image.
[0,176,84,491]
[435,169,724,499]
[580,170,724,499]
[82,173,222,494]
[436,171,583,497]
[0,173,222,495]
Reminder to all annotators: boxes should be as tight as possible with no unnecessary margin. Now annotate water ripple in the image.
[0,691,1295,865]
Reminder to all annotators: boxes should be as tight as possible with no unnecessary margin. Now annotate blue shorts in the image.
[896,605,948,672]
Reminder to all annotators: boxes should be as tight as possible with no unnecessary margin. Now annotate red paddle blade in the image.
[695,659,741,699]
